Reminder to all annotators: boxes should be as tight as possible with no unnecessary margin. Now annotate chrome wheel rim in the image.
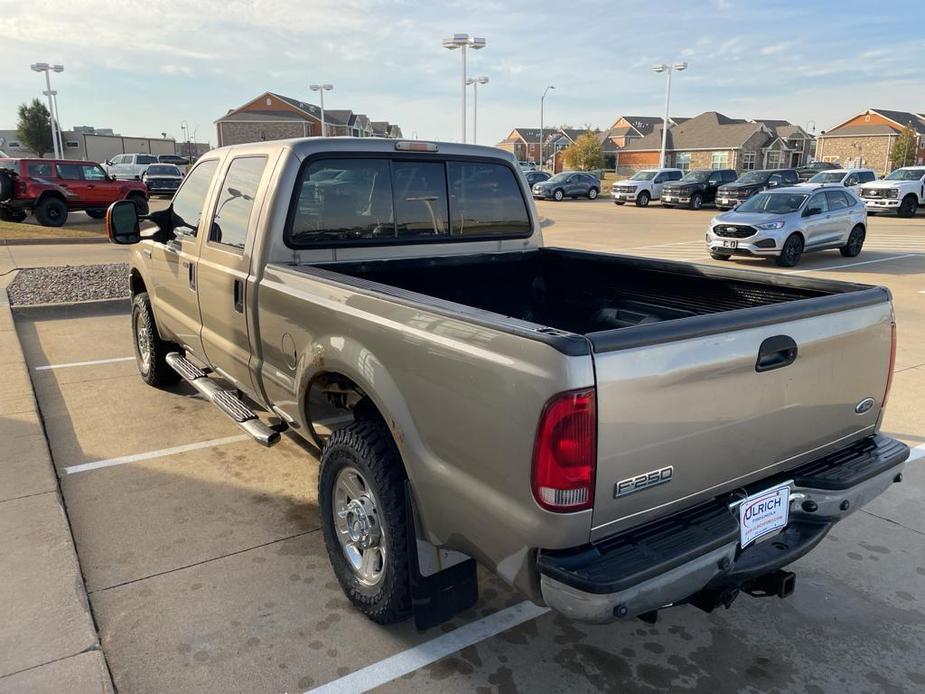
[134,310,151,371]
[333,467,385,586]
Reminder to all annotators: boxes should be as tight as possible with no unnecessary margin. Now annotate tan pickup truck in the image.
[106,138,908,627]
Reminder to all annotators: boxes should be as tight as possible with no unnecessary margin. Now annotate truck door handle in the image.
[756,335,798,373]
[183,261,195,289]
[233,278,244,313]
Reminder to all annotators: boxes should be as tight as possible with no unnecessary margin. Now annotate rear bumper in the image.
[538,435,908,623]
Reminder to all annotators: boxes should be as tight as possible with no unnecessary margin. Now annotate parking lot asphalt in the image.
[10,201,925,693]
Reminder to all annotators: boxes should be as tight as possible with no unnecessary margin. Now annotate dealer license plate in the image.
[718,198,732,206]
[739,483,790,547]
[721,240,737,249]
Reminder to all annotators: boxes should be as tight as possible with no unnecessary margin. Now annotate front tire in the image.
[898,195,917,218]
[776,233,804,267]
[132,292,181,387]
[690,193,703,210]
[636,191,650,207]
[35,197,68,227]
[553,188,564,201]
[129,194,149,216]
[588,187,599,200]
[840,225,865,257]
[320,421,412,625]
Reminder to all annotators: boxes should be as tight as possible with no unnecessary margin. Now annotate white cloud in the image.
[760,42,791,55]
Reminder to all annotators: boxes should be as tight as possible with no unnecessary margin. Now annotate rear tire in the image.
[85,209,106,219]
[0,207,27,223]
[128,194,149,216]
[132,292,181,387]
[635,191,650,207]
[898,195,917,218]
[690,193,703,210]
[710,250,732,260]
[840,225,865,257]
[776,234,804,267]
[35,197,68,227]
[320,421,412,625]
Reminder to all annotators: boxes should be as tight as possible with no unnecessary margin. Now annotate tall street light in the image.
[30,63,64,158]
[310,83,334,136]
[442,34,486,143]
[652,62,687,168]
[539,85,555,169]
[466,76,488,144]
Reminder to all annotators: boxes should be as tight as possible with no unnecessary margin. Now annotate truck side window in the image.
[171,159,219,236]
[447,161,529,237]
[210,156,267,250]
[56,163,83,180]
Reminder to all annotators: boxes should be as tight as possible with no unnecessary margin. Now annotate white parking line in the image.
[785,254,918,274]
[34,356,135,371]
[906,442,925,464]
[64,435,250,475]
[306,601,550,694]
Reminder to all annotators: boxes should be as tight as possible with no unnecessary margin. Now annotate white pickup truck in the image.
[859,166,925,217]
[611,168,683,207]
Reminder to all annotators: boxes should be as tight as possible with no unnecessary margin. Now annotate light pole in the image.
[30,63,64,158]
[442,34,486,143]
[309,84,334,136]
[540,85,555,169]
[180,120,189,158]
[465,76,488,144]
[652,62,687,168]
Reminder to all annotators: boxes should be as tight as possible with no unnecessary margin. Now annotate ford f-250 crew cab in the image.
[105,137,908,627]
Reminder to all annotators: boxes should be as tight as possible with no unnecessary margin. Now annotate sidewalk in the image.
[0,273,112,693]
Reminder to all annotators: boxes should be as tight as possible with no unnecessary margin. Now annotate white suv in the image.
[611,168,683,207]
[104,153,159,181]
[859,166,925,217]
[799,168,876,192]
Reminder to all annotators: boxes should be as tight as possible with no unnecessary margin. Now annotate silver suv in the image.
[706,186,867,267]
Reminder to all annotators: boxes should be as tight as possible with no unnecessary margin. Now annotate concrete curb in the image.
[0,236,108,246]
[0,272,114,692]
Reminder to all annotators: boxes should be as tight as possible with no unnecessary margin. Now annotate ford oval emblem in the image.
[855,397,875,414]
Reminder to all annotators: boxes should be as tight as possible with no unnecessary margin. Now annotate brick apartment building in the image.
[815,108,925,175]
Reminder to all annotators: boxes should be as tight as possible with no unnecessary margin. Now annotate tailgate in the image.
[589,297,893,541]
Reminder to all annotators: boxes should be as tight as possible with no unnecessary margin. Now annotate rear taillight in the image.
[882,319,897,409]
[532,388,596,512]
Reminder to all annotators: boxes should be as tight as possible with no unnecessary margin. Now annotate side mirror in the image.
[106,200,141,244]
[803,206,822,217]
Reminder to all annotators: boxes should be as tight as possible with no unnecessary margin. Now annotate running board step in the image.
[166,352,281,447]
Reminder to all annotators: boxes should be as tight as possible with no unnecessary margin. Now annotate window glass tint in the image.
[171,159,219,236]
[808,193,828,213]
[448,161,529,237]
[825,190,850,210]
[784,170,799,183]
[290,159,394,244]
[859,171,875,183]
[82,165,107,181]
[137,155,157,165]
[210,156,267,250]
[56,163,82,180]
[27,162,53,177]
[392,161,448,237]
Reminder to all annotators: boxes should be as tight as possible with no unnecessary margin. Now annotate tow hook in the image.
[742,570,796,599]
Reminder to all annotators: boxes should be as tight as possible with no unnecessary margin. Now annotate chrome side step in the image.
[166,352,281,447]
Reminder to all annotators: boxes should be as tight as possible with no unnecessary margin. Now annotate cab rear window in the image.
[285,157,531,248]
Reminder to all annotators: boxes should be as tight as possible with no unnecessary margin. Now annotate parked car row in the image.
[104,153,189,181]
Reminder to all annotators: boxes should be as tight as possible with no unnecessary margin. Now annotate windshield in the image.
[146,164,180,176]
[885,168,925,181]
[547,173,569,183]
[679,171,710,183]
[630,171,657,181]
[735,192,808,214]
[808,171,846,183]
[735,171,770,185]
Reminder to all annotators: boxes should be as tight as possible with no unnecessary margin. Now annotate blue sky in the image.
[1,0,923,148]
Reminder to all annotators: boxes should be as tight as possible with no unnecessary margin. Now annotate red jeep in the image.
[0,158,148,227]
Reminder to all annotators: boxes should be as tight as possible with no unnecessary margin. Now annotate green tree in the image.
[562,131,604,171]
[889,125,918,169]
[17,99,53,158]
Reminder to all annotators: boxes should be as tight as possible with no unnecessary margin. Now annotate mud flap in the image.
[404,483,478,630]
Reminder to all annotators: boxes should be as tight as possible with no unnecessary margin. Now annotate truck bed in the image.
[313,248,884,353]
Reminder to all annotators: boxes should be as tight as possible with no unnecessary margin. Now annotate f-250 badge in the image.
[615,466,673,498]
